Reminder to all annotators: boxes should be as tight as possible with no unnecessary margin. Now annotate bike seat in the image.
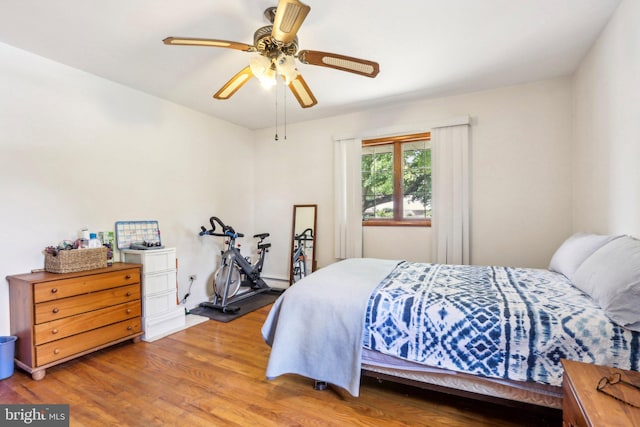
[258,243,271,250]
[253,233,270,240]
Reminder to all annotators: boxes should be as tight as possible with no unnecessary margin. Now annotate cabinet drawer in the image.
[123,250,176,274]
[144,290,177,317]
[144,271,177,295]
[144,251,176,273]
[36,318,141,366]
[34,301,141,344]
[34,268,140,303]
[35,284,140,324]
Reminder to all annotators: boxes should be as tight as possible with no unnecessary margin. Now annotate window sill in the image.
[363,219,431,227]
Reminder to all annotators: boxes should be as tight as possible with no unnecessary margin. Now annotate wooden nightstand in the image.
[562,359,640,426]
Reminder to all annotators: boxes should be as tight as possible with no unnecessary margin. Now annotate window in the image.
[361,132,431,226]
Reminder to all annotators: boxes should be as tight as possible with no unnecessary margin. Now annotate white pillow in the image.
[572,235,640,331]
[548,233,622,281]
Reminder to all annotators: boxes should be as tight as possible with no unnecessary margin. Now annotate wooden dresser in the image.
[562,359,640,426]
[6,263,143,380]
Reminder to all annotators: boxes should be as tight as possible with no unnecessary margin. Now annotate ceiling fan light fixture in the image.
[250,55,277,89]
[250,55,271,75]
[275,54,299,84]
[262,66,277,89]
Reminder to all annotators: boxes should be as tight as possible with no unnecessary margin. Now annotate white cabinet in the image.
[121,248,185,342]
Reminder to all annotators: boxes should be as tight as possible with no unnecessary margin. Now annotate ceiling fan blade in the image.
[214,66,254,100]
[163,37,254,52]
[297,50,380,78]
[271,0,311,45]
[288,74,317,108]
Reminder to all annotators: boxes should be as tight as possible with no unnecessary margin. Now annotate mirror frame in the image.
[289,204,317,285]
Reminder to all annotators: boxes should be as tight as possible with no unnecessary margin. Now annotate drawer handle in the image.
[125,274,132,280]
[126,309,132,314]
[127,326,133,331]
[51,288,58,294]
[125,292,132,297]
[54,349,60,355]
[52,308,59,314]
[52,329,59,335]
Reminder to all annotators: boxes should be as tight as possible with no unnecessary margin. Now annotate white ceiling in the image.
[0,0,621,130]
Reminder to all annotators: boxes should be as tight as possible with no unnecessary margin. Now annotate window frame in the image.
[361,132,431,227]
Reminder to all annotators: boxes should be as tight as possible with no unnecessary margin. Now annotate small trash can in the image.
[0,336,18,380]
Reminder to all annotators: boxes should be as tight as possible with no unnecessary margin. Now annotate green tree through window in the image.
[362,133,431,226]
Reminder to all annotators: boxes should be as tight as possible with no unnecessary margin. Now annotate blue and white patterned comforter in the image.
[363,262,640,386]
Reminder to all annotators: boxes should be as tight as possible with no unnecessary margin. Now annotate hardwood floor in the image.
[0,305,561,426]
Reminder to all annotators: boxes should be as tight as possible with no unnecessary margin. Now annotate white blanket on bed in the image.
[261,258,399,396]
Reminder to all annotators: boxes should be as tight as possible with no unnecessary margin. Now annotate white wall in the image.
[0,43,581,336]
[572,0,640,237]
[0,42,256,335]
[253,77,574,280]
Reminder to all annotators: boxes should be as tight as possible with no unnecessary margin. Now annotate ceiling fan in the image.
[163,0,380,108]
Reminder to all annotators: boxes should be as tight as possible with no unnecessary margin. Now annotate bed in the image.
[261,234,640,408]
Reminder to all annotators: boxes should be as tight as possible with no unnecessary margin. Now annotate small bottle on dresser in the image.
[88,233,101,248]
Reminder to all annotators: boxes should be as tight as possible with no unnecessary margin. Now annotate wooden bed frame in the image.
[360,364,562,409]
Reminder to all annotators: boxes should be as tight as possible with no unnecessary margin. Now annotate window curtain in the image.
[334,137,363,259]
[431,119,470,265]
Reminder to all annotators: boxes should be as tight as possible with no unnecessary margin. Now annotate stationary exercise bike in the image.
[292,227,313,282]
[199,216,271,313]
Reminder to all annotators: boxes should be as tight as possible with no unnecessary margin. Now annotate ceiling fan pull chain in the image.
[284,85,287,140]
[274,79,279,141]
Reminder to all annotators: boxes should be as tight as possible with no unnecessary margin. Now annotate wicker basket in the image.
[44,247,109,273]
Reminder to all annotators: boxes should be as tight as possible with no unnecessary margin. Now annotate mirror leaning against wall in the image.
[290,204,317,284]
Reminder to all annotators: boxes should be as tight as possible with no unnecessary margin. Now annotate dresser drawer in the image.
[34,301,141,344]
[35,284,140,324]
[34,268,140,303]
[144,271,177,295]
[36,318,142,366]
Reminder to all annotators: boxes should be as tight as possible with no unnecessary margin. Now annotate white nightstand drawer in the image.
[142,307,186,342]
[122,248,176,274]
[144,251,176,273]
[144,271,177,296]
[143,290,176,317]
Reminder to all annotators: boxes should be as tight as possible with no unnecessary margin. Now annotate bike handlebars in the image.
[199,216,245,238]
[295,228,314,241]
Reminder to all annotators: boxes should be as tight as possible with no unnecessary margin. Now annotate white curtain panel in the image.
[334,137,363,259]
[431,120,470,265]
